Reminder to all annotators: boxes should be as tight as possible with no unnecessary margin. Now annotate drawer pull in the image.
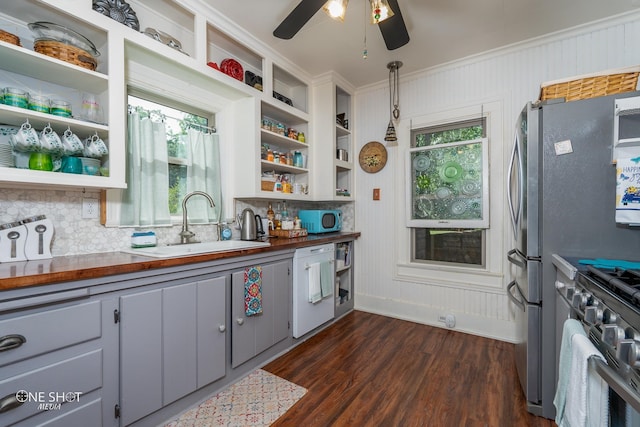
[0,334,26,352]
[0,392,24,413]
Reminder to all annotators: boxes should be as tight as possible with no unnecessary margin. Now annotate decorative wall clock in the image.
[359,141,388,173]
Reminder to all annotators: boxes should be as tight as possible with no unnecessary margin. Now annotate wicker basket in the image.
[261,179,276,192]
[34,39,97,71]
[539,66,640,102]
[269,228,308,238]
[0,29,21,46]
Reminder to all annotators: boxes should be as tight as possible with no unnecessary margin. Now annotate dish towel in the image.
[579,258,640,271]
[320,260,333,298]
[615,157,640,225]
[554,319,587,426]
[308,263,321,304]
[559,333,609,427]
[244,266,263,316]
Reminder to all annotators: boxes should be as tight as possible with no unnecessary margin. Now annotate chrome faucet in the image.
[179,191,215,244]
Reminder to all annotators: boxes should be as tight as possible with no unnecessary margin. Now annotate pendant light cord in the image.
[389,64,400,120]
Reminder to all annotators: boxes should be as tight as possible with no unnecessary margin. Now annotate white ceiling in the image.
[210,0,640,88]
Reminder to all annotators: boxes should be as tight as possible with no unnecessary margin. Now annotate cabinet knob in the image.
[218,324,226,333]
[0,334,26,352]
[236,318,244,325]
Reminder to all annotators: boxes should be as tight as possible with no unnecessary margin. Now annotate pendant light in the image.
[323,0,349,21]
[370,0,394,24]
[384,60,402,146]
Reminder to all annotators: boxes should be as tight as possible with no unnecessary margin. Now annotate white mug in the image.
[62,128,84,154]
[39,124,63,153]
[84,133,109,158]
[10,121,40,152]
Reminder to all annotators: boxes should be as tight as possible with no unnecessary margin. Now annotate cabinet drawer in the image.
[0,300,101,367]
[0,349,103,426]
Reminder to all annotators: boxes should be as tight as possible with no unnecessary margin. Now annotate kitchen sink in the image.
[123,240,271,258]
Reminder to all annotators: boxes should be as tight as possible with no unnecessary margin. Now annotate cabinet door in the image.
[163,283,197,405]
[197,276,227,388]
[120,289,163,426]
[232,260,291,367]
[255,260,290,352]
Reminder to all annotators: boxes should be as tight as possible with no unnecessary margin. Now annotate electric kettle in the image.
[238,208,264,241]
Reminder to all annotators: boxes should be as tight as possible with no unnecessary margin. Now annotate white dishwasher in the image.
[292,243,335,338]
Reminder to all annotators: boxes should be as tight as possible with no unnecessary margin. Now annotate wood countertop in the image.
[0,232,360,292]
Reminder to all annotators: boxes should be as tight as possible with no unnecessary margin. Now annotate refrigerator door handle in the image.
[507,280,526,312]
[507,248,526,269]
[507,128,522,236]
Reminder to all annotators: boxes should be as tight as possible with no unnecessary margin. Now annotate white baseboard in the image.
[355,293,519,343]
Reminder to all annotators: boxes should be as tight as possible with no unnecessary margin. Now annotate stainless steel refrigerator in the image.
[506,91,640,419]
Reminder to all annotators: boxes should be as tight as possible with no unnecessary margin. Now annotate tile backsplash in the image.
[0,188,354,256]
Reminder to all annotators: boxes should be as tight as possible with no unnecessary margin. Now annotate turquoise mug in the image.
[61,156,82,174]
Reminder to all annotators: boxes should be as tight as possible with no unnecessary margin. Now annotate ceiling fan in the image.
[273,0,410,50]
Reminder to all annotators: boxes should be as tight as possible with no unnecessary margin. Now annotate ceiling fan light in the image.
[323,0,349,22]
[370,0,394,24]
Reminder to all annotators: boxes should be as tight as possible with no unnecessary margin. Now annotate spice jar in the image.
[267,149,274,162]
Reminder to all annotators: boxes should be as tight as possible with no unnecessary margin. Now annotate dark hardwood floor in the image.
[264,311,556,427]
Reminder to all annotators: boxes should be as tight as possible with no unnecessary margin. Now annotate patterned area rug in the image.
[164,369,307,427]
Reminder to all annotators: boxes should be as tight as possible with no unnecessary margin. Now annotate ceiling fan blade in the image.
[378,0,410,50]
[274,0,328,39]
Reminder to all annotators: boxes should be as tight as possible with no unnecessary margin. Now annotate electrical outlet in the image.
[82,198,99,219]
[437,314,456,328]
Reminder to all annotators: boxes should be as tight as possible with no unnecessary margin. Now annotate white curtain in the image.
[185,128,222,223]
[120,112,171,226]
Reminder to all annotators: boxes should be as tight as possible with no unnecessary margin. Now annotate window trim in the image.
[393,100,505,290]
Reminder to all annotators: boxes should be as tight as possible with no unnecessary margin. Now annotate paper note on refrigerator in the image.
[615,157,640,224]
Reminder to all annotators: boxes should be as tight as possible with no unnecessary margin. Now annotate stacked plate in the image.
[79,157,100,175]
[0,126,16,167]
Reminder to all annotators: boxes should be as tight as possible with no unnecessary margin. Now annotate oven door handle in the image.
[507,280,525,312]
[589,356,640,414]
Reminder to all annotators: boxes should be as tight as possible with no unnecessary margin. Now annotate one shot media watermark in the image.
[15,390,82,411]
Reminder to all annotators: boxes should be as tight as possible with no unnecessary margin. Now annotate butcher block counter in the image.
[0,232,360,292]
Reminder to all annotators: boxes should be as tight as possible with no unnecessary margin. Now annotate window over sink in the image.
[127,95,214,220]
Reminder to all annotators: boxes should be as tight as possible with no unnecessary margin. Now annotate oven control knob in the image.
[603,324,625,347]
[572,291,588,310]
[554,280,565,290]
[627,341,640,368]
[603,309,618,325]
[584,306,603,325]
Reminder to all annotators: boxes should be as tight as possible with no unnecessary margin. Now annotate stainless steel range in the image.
[554,255,640,424]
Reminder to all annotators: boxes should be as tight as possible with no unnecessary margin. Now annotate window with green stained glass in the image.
[407,118,488,266]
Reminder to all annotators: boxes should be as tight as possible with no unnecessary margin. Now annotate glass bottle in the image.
[294,151,303,168]
[267,203,275,223]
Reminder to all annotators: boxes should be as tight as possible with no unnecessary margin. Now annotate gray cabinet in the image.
[0,296,119,427]
[119,276,227,426]
[231,259,291,368]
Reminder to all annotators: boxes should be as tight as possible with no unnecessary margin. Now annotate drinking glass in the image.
[28,152,53,171]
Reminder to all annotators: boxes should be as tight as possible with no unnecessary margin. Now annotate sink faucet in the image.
[179,191,215,244]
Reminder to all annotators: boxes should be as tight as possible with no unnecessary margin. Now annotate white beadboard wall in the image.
[352,10,640,342]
